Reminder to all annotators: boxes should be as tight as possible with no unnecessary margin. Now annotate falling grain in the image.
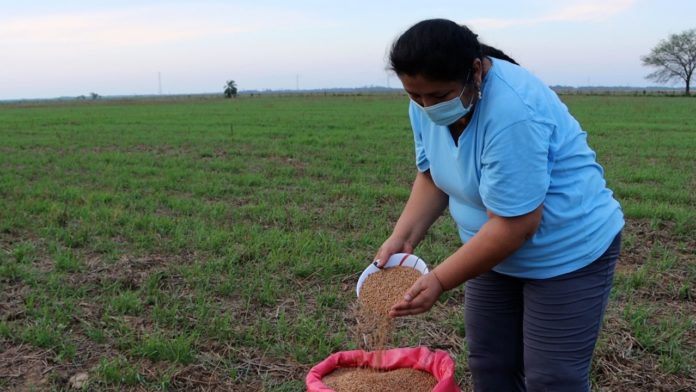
[354,267,422,355]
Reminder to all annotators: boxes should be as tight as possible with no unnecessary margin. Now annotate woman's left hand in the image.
[389,271,444,317]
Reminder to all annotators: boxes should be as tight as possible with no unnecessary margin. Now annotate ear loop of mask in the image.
[463,63,482,103]
[463,66,481,107]
[467,59,484,101]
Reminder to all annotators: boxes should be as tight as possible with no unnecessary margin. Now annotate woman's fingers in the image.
[403,278,426,302]
[389,296,430,316]
[389,305,426,317]
[389,273,443,317]
[373,255,388,268]
[372,236,412,268]
[389,279,427,316]
[372,246,391,268]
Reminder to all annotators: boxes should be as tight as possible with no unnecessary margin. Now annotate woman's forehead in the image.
[399,74,461,94]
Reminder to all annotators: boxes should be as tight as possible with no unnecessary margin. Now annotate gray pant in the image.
[465,233,621,392]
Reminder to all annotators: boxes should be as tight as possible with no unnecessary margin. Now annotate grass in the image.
[136,332,197,364]
[96,357,143,386]
[0,94,694,390]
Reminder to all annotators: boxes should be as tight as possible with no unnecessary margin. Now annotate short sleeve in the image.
[409,102,430,172]
[479,120,552,217]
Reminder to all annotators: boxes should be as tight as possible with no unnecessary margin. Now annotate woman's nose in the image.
[421,97,438,107]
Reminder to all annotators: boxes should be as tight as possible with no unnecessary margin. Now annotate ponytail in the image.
[481,44,518,65]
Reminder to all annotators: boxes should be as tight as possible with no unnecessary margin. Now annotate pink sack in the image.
[306,346,460,392]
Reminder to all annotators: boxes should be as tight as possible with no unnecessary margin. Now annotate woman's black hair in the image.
[389,19,518,83]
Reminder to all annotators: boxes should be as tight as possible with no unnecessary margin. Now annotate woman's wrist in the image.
[388,230,418,251]
[431,268,447,291]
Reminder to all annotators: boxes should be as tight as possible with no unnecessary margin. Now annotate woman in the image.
[374,19,624,391]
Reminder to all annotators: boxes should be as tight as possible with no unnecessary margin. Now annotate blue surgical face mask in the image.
[412,86,473,126]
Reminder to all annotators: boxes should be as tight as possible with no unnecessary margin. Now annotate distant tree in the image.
[224,80,238,98]
[90,92,101,100]
[642,29,696,95]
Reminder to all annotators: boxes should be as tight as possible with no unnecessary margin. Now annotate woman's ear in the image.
[473,58,483,82]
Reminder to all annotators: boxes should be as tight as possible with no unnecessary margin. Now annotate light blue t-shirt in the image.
[410,58,624,279]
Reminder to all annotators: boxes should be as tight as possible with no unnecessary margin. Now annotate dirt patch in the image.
[620,219,695,267]
[94,253,174,284]
[0,283,30,323]
[592,308,696,391]
[0,343,55,391]
[169,364,230,391]
[0,246,198,390]
[231,347,304,386]
[266,155,308,177]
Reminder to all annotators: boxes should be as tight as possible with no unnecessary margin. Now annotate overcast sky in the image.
[1,0,694,99]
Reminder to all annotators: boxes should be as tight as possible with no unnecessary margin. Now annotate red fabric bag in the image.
[306,346,460,391]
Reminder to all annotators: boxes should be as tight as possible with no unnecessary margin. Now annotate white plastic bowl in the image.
[356,253,429,297]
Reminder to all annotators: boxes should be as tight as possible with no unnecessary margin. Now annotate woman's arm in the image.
[435,205,543,289]
[374,170,448,267]
[390,204,543,316]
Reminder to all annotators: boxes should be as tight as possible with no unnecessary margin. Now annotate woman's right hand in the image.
[373,236,414,268]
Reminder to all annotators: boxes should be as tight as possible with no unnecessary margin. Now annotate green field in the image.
[1,94,694,391]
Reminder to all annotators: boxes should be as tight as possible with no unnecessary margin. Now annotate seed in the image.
[326,268,432,388]
[322,367,437,391]
[360,266,422,318]
[353,267,422,361]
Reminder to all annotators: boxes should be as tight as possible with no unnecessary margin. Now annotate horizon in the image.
[1,84,688,103]
[2,0,695,100]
